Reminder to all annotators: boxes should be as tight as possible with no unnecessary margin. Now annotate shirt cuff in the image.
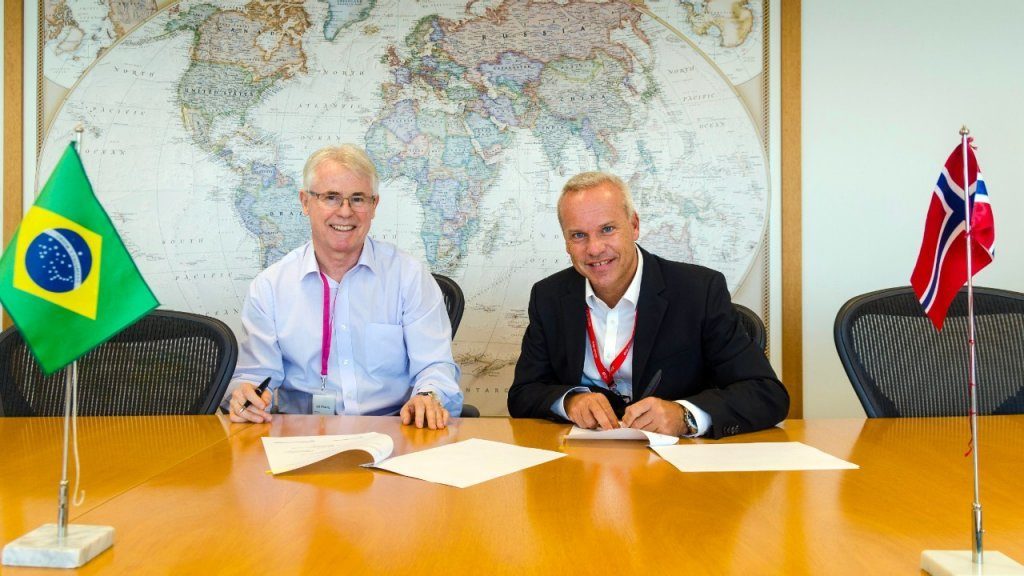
[676,400,710,437]
[412,383,460,415]
[551,386,591,420]
[412,384,442,404]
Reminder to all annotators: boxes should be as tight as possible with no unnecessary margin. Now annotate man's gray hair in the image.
[302,144,379,194]
[557,171,637,225]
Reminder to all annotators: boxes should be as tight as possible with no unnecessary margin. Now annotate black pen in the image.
[638,369,662,400]
[240,377,272,412]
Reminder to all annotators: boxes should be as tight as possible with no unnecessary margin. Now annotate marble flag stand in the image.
[2,362,114,568]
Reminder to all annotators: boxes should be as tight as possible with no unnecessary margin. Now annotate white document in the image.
[261,433,394,474]
[370,438,565,489]
[566,425,679,447]
[652,441,858,472]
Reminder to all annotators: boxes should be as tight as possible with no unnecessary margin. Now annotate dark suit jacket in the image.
[507,247,789,439]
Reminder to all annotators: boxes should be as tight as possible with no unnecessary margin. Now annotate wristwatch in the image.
[681,407,698,437]
[416,390,439,402]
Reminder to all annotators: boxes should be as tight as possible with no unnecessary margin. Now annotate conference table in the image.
[2,415,1022,575]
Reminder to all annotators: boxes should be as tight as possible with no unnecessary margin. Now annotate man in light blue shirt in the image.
[224,144,462,429]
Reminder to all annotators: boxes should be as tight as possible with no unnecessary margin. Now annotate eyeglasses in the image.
[305,190,377,213]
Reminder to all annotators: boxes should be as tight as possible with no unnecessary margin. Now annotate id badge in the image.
[312,393,336,415]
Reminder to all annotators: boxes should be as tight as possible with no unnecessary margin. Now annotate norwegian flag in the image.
[911,139,995,330]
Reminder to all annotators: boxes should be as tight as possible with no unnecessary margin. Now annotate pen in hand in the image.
[638,369,662,401]
[240,377,272,412]
[622,370,663,429]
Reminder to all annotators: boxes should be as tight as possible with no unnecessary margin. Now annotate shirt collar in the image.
[585,244,643,310]
[299,237,379,281]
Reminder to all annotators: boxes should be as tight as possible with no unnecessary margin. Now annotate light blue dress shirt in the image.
[227,237,462,416]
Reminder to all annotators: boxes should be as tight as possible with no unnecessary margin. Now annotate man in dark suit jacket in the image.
[508,172,788,439]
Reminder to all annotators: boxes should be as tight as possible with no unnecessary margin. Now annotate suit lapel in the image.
[632,248,667,397]
[560,274,587,386]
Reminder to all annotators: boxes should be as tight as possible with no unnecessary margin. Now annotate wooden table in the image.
[2,415,1022,575]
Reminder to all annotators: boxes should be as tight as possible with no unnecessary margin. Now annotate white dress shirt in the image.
[552,246,710,436]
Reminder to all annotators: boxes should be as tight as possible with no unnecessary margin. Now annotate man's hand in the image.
[228,382,273,424]
[400,393,450,430]
[565,392,618,430]
[622,398,686,436]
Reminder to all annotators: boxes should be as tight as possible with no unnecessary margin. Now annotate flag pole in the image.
[56,362,76,541]
[57,126,86,542]
[960,126,983,565]
[921,132,1023,575]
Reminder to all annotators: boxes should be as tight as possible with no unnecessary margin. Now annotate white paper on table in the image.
[261,433,394,474]
[566,425,679,447]
[369,438,565,488]
[651,441,858,472]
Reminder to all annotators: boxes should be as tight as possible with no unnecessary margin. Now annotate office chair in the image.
[834,286,1024,418]
[432,273,465,336]
[431,273,478,417]
[0,309,238,416]
[733,303,767,355]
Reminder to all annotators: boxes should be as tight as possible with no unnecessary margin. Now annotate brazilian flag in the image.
[0,142,158,374]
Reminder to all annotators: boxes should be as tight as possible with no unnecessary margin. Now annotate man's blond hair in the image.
[302,144,379,194]
[557,171,637,225]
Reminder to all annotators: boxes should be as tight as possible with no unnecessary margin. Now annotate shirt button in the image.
[343,359,350,366]
[340,324,347,331]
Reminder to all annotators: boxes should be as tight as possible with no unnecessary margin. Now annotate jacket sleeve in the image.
[685,272,790,439]
[507,283,576,419]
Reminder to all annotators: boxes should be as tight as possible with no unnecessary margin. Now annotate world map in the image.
[39,0,768,415]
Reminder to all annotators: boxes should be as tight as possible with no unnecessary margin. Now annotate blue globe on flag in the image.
[0,143,158,374]
[24,228,93,293]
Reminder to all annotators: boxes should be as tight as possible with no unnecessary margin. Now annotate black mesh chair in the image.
[432,273,465,336]
[0,309,237,416]
[834,286,1024,418]
[431,273,477,417]
[733,303,767,355]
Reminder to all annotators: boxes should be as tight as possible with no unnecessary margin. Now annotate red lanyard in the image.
[584,307,636,391]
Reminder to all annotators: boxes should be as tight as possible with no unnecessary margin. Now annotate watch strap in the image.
[682,407,698,436]
[416,390,439,402]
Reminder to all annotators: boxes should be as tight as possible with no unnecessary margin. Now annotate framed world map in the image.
[38,0,771,415]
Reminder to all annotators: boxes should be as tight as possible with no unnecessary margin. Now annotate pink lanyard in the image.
[319,272,333,390]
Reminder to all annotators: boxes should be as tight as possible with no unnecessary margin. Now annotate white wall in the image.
[803,0,1024,418]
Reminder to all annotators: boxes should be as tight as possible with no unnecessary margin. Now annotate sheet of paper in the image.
[370,438,565,488]
[566,425,678,447]
[261,433,393,474]
[651,441,858,472]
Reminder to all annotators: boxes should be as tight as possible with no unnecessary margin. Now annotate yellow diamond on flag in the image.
[0,143,157,374]
[12,206,103,319]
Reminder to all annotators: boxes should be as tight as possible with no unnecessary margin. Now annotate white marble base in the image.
[2,524,114,568]
[922,550,1024,575]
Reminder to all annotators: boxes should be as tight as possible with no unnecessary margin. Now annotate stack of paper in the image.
[261,433,394,474]
[565,425,678,446]
[261,434,564,488]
